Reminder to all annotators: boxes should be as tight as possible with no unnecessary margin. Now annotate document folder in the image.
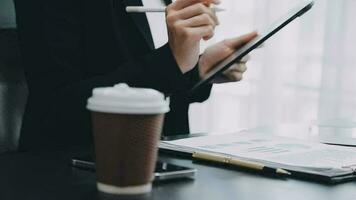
[159,132,356,184]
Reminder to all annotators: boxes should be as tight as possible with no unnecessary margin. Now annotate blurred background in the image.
[1,0,356,152]
[189,0,356,134]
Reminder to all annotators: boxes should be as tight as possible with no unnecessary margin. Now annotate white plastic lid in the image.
[87,83,170,114]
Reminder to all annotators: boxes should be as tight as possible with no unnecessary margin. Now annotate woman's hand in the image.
[198,32,258,83]
[166,0,221,73]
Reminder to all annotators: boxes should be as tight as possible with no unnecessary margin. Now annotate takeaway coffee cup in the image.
[87,83,169,195]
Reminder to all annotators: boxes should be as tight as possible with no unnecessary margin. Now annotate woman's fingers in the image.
[170,0,221,10]
[184,25,215,41]
[225,63,247,73]
[223,32,258,49]
[169,0,207,10]
[223,71,243,82]
[166,1,219,42]
[240,55,250,63]
[221,63,248,82]
[180,13,216,28]
[175,3,219,25]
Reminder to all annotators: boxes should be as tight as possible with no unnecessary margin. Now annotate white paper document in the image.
[160,132,356,170]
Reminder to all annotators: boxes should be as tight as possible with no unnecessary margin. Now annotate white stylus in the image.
[126,6,226,13]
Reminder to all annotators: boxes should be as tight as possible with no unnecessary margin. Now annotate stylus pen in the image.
[71,159,96,171]
[126,6,226,13]
[193,151,291,176]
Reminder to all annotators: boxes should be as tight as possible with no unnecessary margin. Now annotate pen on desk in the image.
[192,151,291,176]
[126,6,226,13]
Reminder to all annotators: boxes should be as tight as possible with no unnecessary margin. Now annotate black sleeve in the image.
[71,46,212,104]
[16,0,212,104]
[183,66,213,103]
[64,43,194,100]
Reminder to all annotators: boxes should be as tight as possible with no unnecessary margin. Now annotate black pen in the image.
[71,158,96,171]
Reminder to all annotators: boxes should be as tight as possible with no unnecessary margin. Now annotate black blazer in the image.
[14,0,212,151]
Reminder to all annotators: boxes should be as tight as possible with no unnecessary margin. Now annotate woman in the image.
[14,0,256,151]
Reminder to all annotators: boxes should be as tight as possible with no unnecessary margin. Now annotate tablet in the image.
[191,0,314,91]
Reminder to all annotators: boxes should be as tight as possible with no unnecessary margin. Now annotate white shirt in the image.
[141,0,168,49]
[0,0,17,28]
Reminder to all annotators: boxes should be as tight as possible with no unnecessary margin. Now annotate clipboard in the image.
[159,132,356,184]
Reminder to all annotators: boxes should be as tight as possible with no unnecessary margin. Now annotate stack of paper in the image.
[159,132,356,182]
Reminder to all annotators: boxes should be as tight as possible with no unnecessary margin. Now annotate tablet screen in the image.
[192,0,314,91]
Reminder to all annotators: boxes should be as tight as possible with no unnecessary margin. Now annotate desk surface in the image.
[0,149,356,200]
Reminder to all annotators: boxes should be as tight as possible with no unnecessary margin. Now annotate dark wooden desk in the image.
[0,149,355,200]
